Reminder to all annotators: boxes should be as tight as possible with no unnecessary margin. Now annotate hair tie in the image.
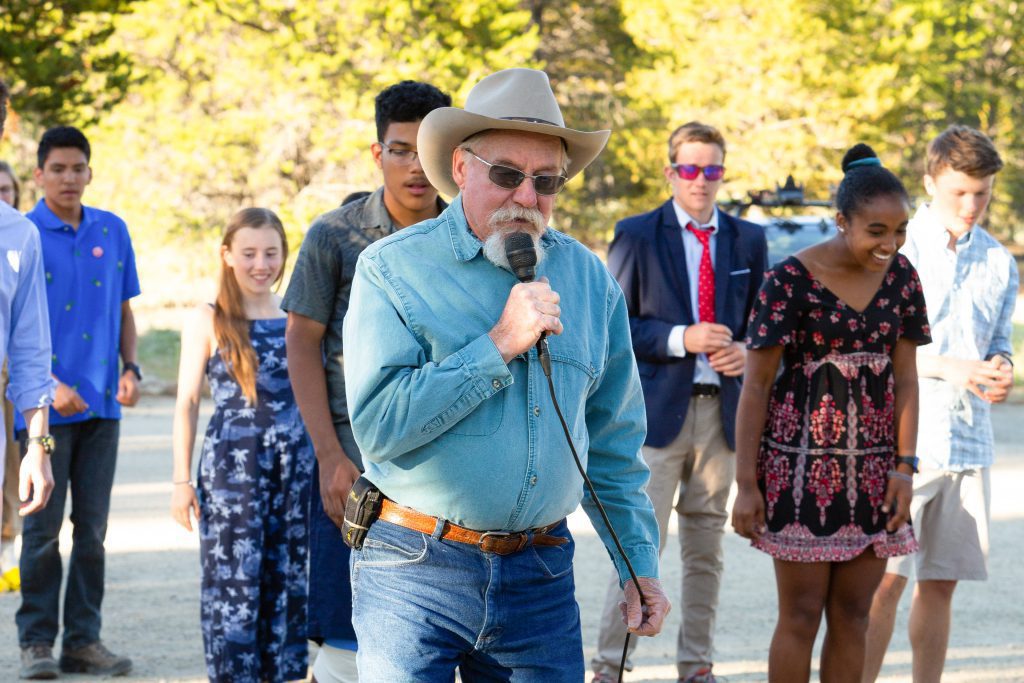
[846,157,882,171]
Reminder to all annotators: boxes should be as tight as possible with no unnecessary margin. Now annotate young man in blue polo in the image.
[17,126,141,679]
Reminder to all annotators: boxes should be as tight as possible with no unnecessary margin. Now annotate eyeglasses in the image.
[380,144,420,166]
[463,149,568,196]
[671,163,725,181]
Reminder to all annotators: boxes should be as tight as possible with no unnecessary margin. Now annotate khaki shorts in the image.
[887,467,990,581]
[311,643,358,683]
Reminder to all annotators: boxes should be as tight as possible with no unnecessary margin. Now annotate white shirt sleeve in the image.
[667,325,688,358]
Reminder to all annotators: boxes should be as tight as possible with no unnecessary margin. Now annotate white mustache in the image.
[487,205,545,234]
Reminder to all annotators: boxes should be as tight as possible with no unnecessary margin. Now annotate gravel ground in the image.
[1,398,1022,682]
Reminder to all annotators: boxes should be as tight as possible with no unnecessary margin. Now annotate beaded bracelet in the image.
[887,470,913,483]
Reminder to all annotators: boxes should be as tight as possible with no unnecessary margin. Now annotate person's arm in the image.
[731,346,782,540]
[915,353,1003,399]
[343,254,517,462]
[116,300,140,407]
[884,337,919,531]
[285,312,360,529]
[18,407,52,515]
[609,224,733,363]
[581,286,668,636]
[7,226,56,514]
[979,262,1019,403]
[169,305,212,531]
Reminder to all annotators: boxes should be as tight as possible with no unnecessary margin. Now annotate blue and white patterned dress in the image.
[196,317,314,682]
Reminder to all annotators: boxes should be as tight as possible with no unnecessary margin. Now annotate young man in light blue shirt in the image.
[342,68,669,682]
[0,78,58,679]
[863,125,1017,683]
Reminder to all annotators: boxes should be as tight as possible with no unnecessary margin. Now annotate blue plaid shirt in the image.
[902,204,1018,471]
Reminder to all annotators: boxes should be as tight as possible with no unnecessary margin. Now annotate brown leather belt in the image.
[379,498,568,555]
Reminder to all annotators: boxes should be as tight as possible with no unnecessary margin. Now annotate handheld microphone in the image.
[504,232,551,376]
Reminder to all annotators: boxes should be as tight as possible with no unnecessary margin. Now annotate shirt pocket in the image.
[549,345,601,441]
[445,383,507,437]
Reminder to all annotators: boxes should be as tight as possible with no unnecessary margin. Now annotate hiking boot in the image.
[59,641,132,676]
[19,644,59,680]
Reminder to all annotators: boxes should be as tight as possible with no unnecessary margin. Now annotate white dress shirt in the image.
[667,201,720,386]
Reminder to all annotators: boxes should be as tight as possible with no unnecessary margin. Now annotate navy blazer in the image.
[608,199,768,449]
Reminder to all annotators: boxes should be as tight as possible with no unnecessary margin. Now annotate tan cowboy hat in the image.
[418,68,611,198]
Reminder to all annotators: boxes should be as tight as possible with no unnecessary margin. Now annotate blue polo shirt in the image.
[19,199,141,427]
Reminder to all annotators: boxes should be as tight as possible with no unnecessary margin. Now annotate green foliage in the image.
[84,0,537,303]
[0,0,141,126]
[13,0,1020,307]
[813,0,1024,238]
[137,327,180,389]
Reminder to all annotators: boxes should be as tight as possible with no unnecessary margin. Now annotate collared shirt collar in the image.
[445,194,554,263]
[30,198,91,231]
[361,186,450,235]
[671,201,719,233]
[359,187,394,233]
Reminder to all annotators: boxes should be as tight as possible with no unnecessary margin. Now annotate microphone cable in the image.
[506,231,648,683]
[537,328,644,683]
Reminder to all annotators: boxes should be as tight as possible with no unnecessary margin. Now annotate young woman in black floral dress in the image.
[732,144,931,682]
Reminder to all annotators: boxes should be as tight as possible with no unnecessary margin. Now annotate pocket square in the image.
[729,268,751,275]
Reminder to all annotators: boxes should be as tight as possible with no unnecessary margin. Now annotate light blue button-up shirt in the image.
[0,203,55,430]
[902,204,1018,471]
[343,196,660,582]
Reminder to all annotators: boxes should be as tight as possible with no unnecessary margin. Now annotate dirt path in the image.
[2,398,1022,682]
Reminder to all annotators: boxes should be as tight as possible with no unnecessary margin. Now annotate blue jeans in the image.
[351,518,583,682]
[16,419,120,649]
[306,423,359,643]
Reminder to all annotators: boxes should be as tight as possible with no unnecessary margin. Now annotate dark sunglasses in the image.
[671,163,725,181]
[464,149,568,196]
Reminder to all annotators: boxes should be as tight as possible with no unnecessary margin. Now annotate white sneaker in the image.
[311,643,358,683]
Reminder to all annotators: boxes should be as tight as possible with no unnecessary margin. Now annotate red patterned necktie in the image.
[686,222,716,323]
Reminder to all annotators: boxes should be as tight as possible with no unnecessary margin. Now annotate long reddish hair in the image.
[214,208,288,405]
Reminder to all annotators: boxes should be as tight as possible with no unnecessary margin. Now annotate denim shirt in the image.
[343,196,659,582]
[902,204,1018,471]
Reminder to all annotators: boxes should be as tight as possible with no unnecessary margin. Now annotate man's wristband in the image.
[122,362,143,381]
[888,470,913,483]
[26,435,56,455]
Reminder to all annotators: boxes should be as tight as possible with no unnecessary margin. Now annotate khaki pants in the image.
[592,396,734,680]
[2,361,21,540]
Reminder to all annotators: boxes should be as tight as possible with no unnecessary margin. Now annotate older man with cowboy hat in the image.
[342,68,670,680]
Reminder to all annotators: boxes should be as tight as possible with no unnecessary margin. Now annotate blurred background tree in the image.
[0,0,141,126]
[2,0,1021,308]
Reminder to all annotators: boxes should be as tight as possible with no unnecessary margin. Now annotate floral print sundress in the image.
[196,317,314,682]
[745,254,930,562]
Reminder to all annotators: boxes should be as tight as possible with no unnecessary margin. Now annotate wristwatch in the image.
[26,435,56,455]
[122,362,143,381]
[896,455,919,473]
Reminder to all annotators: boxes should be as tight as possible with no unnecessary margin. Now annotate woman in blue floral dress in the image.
[171,208,314,682]
[732,145,930,682]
